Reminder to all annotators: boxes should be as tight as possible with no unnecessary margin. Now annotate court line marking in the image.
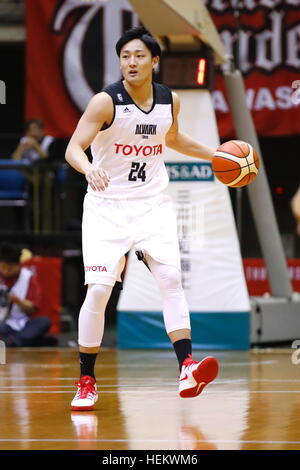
[0,382,177,392]
[0,383,299,390]
[0,377,299,383]
[219,361,277,366]
[0,380,264,388]
[0,438,299,445]
[0,390,299,394]
[0,360,277,368]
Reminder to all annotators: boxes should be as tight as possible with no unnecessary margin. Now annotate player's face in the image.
[119,39,159,85]
[27,123,44,140]
[0,262,20,279]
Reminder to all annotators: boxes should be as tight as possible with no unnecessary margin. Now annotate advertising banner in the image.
[25,0,300,137]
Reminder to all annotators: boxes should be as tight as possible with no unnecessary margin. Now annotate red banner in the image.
[25,0,300,138]
[25,0,139,138]
[23,257,62,334]
[243,258,300,296]
[25,0,81,138]
[207,1,300,137]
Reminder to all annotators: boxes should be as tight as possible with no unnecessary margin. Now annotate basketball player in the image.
[66,27,219,411]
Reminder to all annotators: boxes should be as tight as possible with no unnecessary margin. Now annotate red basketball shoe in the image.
[71,375,98,411]
[179,355,219,398]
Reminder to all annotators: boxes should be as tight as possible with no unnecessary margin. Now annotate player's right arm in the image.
[65,92,113,191]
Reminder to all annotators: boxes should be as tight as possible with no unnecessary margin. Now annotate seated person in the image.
[11,119,55,163]
[0,242,51,347]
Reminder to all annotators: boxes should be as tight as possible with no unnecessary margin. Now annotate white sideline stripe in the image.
[0,379,256,388]
[0,377,81,381]
[0,384,178,389]
[0,383,243,389]
[0,390,172,394]
[221,360,277,366]
[0,360,278,368]
[0,438,299,445]
[0,381,299,389]
[0,377,297,383]
[0,390,299,394]
[252,379,300,383]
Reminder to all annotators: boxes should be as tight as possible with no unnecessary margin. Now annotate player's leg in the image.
[134,193,218,397]
[134,193,194,371]
[78,283,113,375]
[72,194,128,410]
[143,255,191,366]
[71,282,113,411]
[71,255,126,411]
[146,255,219,398]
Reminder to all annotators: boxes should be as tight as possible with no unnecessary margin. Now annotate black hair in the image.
[24,119,44,133]
[116,26,161,58]
[0,242,22,264]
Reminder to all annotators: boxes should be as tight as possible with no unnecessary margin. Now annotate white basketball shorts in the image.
[82,191,181,286]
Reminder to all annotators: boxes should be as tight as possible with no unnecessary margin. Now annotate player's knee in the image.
[88,283,111,298]
[84,283,112,312]
[157,267,182,292]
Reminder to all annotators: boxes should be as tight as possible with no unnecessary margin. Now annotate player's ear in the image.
[152,56,159,70]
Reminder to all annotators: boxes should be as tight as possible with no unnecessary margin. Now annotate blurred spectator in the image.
[291,187,300,236]
[0,242,52,347]
[11,119,55,162]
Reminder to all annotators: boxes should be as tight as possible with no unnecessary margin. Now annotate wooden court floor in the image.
[0,347,299,450]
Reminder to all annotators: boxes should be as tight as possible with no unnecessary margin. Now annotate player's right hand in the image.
[85,165,110,191]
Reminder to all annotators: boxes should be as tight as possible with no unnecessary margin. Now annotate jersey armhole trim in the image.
[170,90,174,125]
[99,92,116,132]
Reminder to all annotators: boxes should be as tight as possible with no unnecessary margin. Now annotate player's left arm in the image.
[165,92,216,161]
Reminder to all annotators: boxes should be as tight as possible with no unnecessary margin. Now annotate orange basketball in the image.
[212,140,260,187]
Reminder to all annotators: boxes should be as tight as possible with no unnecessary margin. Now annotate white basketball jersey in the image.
[89,80,173,199]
